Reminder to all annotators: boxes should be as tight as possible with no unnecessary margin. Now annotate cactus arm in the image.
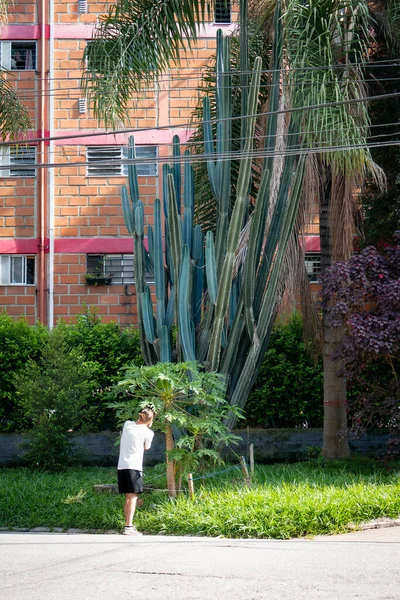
[121,185,134,234]
[203,96,218,199]
[154,198,166,333]
[183,152,193,250]
[141,287,156,344]
[178,244,196,361]
[172,135,182,215]
[167,174,182,287]
[160,325,171,363]
[242,169,271,337]
[205,230,218,305]
[128,136,139,206]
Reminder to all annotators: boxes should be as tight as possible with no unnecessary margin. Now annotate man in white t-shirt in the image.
[117,407,155,535]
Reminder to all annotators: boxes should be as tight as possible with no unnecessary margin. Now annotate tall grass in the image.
[1,459,399,538]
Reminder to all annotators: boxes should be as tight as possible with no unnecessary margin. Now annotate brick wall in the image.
[53,253,137,324]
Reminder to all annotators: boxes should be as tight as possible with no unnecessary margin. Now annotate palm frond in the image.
[283,0,372,175]
[81,0,213,128]
[0,73,33,141]
[379,0,400,54]
[0,0,9,23]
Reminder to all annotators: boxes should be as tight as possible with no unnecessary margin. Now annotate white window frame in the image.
[0,255,35,285]
[86,145,158,177]
[0,41,37,71]
[0,145,36,178]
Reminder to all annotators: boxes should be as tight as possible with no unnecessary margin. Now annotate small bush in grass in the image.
[14,330,98,470]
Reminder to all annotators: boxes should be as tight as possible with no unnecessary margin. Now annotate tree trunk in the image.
[165,425,177,497]
[320,168,350,459]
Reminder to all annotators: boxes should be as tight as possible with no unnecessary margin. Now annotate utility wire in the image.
[2,90,400,147]
[18,122,400,161]
[2,138,399,172]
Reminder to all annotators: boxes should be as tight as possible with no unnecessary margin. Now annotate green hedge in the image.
[244,314,323,428]
[0,311,323,433]
[0,311,143,432]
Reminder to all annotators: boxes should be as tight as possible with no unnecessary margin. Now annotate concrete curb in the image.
[1,517,400,537]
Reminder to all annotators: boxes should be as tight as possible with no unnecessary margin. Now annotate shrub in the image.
[244,314,323,428]
[14,329,98,470]
[0,313,48,432]
[0,310,143,433]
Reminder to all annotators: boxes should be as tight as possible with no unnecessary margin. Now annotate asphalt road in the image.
[1,528,400,600]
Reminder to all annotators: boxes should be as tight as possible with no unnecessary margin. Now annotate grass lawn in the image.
[1,458,399,539]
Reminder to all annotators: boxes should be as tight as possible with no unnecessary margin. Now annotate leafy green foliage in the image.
[82,0,213,127]
[111,361,243,484]
[244,315,323,428]
[57,310,143,430]
[0,310,143,433]
[0,313,49,432]
[14,330,99,470]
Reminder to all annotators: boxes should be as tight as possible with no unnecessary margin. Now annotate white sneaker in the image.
[122,526,143,536]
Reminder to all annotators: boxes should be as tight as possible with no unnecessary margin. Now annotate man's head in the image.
[137,407,155,426]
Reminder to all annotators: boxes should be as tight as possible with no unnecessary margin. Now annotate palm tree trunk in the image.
[320,168,350,459]
[165,425,177,497]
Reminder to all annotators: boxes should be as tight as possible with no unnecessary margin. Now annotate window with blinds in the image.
[87,254,154,285]
[0,146,36,178]
[86,146,157,177]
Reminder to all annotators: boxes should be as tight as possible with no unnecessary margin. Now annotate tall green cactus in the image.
[121,1,305,424]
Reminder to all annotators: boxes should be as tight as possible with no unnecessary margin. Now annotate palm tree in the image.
[0,1,33,140]
[82,0,387,458]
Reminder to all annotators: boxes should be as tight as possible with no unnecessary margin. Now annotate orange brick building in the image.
[0,0,319,326]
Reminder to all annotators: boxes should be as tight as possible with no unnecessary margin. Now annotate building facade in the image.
[0,0,319,326]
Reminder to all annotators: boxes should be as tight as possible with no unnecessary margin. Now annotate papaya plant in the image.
[110,361,240,497]
[121,3,306,427]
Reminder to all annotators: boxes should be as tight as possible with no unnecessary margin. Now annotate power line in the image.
[2,138,399,172]
[18,121,400,161]
[12,75,400,101]
[2,90,400,147]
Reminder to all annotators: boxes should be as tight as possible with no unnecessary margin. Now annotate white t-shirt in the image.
[117,421,154,471]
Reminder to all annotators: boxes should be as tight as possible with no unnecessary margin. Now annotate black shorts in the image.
[117,469,144,494]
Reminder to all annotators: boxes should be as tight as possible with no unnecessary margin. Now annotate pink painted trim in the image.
[53,129,193,146]
[0,239,40,254]
[304,236,320,252]
[0,25,41,40]
[53,24,95,40]
[54,239,145,253]
[52,23,236,40]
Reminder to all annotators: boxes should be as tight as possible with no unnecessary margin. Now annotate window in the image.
[0,255,35,285]
[87,254,154,285]
[215,0,231,24]
[0,145,36,177]
[86,146,157,177]
[304,252,321,283]
[0,42,37,70]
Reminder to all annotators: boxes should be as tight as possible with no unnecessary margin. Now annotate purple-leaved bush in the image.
[321,232,400,456]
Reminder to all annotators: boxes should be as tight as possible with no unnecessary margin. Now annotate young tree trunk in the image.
[320,169,350,459]
[165,425,177,497]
